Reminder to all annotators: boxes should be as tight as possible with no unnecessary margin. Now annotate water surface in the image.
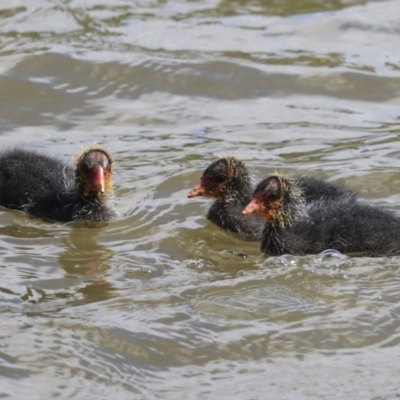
[1,0,400,398]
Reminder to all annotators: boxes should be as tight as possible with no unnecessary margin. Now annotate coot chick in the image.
[0,146,116,222]
[188,156,353,241]
[188,156,262,240]
[243,173,400,256]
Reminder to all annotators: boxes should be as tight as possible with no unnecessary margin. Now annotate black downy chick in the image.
[0,146,116,222]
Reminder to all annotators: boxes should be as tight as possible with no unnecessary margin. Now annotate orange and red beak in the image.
[92,165,105,193]
[242,197,261,215]
[188,183,205,198]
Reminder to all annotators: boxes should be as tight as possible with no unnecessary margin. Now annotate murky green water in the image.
[1,0,400,398]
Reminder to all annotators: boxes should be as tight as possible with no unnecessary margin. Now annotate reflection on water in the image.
[58,227,116,304]
[1,0,400,398]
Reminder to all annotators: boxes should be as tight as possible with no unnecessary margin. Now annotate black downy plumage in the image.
[243,173,400,256]
[189,156,354,241]
[0,146,116,222]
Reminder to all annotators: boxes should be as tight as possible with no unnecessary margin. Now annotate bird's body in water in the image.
[188,156,354,241]
[0,146,116,222]
[243,173,400,256]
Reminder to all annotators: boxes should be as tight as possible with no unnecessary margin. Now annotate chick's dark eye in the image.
[267,192,278,200]
[81,164,89,172]
[206,174,225,183]
[263,188,280,200]
[214,175,226,183]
